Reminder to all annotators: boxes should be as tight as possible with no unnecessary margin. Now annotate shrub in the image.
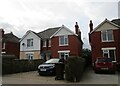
[65,56,86,82]
[2,59,44,75]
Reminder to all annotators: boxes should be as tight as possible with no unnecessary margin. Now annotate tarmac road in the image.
[2,68,119,85]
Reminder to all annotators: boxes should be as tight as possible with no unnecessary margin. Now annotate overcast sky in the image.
[0,0,119,49]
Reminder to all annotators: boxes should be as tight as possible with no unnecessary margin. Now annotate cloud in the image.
[0,0,119,48]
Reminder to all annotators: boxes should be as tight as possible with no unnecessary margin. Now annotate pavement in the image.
[2,68,119,85]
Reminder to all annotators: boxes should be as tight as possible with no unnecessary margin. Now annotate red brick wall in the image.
[90,29,120,62]
[3,42,20,58]
[51,35,82,58]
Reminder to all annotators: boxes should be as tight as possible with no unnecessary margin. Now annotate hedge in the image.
[2,59,44,75]
[65,56,86,82]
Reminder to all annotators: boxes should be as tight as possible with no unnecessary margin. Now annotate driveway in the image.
[2,68,119,85]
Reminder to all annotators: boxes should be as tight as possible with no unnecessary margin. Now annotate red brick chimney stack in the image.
[89,20,93,32]
[0,29,4,38]
[75,22,79,35]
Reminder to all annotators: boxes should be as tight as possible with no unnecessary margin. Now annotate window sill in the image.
[102,40,114,42]
[59,44,69,46]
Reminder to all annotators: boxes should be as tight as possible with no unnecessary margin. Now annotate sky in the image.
[0,0,119,49]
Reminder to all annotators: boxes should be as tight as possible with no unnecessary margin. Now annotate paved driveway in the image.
[2,68,119,85]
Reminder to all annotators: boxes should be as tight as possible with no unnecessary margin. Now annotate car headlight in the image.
[38,65,41,69]
[49,65,55,69]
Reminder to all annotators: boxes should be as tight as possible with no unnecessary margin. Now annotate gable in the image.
[20,30,40,42]
[20,31,41,51]
[95,22,119,32]
[54,26,75,37]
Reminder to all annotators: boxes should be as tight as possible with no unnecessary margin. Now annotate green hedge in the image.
[65,56,86,82]
[2,59,44,75]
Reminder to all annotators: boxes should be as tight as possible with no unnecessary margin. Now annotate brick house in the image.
[89,19,120,64]
[1,29,20,58]
[20,23,83,60]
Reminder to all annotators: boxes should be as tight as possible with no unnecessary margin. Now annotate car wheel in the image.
[111,71,115,74]
[94,70,98,74]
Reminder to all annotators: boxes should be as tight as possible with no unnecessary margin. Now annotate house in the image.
[1,29,20,59]
[89,19,120,64]
[20,22,83,60]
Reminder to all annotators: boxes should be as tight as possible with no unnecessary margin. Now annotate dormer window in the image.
[27,39,33,47]
[101,30,114,42]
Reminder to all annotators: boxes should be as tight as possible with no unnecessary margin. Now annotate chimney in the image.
[89,20,93,32]
[0,29,4,38]
[75,22,79,35]
[75,22,81,40]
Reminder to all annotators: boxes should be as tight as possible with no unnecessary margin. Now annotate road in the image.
[2,68,119,85]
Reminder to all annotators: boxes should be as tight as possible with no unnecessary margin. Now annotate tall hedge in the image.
[65,56,85,82]
[2,59,44,75]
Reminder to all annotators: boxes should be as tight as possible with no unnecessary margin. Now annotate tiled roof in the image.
[37,27,60,39]
[3,32,19,43]
[111,19,120,26]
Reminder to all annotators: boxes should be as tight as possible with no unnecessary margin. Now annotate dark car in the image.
[38,58,60,75]
[94,58,116,74]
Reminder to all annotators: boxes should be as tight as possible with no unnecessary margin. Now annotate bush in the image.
[65,56,86,82]
[117,62,120,72]
[2,59,44,75]
[81,49,91,67]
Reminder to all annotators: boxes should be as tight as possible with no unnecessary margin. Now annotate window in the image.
[59,52,69,60]
[27,39,33,47]
[48,40,51,47]
[43,40,46,47]
[101,30,114,42]
[2,42,5,49]
[26,54,33,60]
[103,49,116,61]
[59,35,68,46]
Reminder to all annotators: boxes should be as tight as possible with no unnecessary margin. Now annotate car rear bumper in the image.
[94,67,116,73]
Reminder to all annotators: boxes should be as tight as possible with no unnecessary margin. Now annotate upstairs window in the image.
[2,42,5,49]
[59,35,68,46]
[48,39,51,47]
[101,30,114,42]
[27,39,33,47]
[43,40,46,47]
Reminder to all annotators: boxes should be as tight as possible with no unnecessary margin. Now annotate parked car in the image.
[94,58,116,74]
[38,58,60,75]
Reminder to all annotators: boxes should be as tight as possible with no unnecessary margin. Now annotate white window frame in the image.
[48,39,51,47]
[27,39,33,47]
[59,35,68,46]
[43,40,46,47]
[58,50,70,60]
[26,53,34,60]
[101,30,114,42]
[2,42,5,49]
[102,47,116,61]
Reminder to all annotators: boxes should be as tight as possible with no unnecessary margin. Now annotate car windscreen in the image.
[97,58,112,62]
[45,59,59,64]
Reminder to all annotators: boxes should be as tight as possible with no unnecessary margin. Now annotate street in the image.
[2,68,119,85]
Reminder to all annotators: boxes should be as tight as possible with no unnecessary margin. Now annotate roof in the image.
[90,19,120,34]
[20,25,83,44]
[37,27,61,39]
[3,32,20,43]
[111,19,120,26]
